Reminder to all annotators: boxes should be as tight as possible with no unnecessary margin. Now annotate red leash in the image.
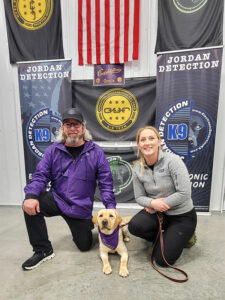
[150,213,189,283]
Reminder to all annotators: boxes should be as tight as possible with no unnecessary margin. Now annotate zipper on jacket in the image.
[58,141,94,179]
[152,169,156,185]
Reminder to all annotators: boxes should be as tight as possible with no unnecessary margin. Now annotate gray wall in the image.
[0,1,224,210]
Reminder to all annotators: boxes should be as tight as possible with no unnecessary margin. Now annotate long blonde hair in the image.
[135,126,161,171]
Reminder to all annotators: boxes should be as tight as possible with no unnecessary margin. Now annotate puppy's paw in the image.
[123,236,130,242]
[119,267,129,277]
[103,265,112,275]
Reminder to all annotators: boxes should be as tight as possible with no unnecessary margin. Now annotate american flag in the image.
[78,0,140,65]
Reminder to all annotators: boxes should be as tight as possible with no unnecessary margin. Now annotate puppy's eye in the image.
[99,214,103,218]
[109,214,114,218]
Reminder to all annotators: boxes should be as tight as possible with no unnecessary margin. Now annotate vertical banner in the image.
[155,0,223,52]
[18,59,72,183]
[156,47,223,212]
[3,0,64,64]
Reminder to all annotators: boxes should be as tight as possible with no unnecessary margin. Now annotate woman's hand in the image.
[144,207,155,214]
[150,198,170,212]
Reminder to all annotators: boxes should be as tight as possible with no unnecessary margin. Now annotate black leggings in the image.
[24,192,94,253]
[128,208,197,267]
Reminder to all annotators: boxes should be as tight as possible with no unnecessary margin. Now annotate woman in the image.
[128,126,197,267]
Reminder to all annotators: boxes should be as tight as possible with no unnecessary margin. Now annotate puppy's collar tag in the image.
[98,226,120,250]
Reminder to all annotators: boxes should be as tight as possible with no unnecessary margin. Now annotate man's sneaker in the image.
[22,249,55,270]
[185,232,197,248]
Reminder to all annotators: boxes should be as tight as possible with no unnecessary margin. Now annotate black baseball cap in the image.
[61,108,84,123]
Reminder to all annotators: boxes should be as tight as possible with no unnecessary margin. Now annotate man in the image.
[22,107,116,270]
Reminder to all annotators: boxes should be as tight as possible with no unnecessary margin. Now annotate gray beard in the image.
[66,136,81,144]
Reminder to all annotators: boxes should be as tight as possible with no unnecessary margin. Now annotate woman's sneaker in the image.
[22,249,55,270]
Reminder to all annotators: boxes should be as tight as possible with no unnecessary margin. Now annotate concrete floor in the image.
[1,206,225,300]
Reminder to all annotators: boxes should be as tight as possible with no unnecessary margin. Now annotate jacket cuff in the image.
[24,194,39,200]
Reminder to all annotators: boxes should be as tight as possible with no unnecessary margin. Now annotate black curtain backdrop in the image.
[94,147,137,203]
[72,77,156,141]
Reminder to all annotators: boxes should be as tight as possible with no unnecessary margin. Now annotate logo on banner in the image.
[107,156,133,195]
[96,88,139,132]
[157,99,214,160]
[26,108,61,159]
[94,64,125,86]
[173,0,207,13]
[12,0,53,30]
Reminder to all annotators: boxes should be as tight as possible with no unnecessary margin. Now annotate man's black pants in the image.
[24,192,94,253]
[128,208,197,267]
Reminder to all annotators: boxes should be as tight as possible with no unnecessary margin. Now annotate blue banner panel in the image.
[156,47,223,212]
[18,59,72,183]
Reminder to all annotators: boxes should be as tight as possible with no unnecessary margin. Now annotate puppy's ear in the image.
[92,214,98,226]
[115,214,122,228]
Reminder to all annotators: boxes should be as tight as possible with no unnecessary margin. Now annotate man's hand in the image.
[23,199,40,215]
[150,198,170,212]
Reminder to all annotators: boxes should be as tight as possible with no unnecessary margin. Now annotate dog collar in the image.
[98,225,120,250]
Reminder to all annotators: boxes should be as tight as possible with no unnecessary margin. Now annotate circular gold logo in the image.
[96,88,139,132]
[12,0,53,30]
[173,0,207,13]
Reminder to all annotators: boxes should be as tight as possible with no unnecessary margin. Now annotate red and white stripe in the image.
[78,0,140,65]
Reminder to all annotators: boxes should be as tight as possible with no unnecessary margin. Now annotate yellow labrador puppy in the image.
[92,209,132,277]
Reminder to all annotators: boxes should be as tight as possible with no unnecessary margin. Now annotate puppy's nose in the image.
[102,219,108,227]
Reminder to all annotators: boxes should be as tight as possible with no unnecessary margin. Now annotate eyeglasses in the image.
[63,122,82,128]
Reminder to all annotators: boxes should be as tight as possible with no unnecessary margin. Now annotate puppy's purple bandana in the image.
[98,225,120,250]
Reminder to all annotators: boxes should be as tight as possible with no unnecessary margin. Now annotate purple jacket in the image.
[24,141,116,219]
